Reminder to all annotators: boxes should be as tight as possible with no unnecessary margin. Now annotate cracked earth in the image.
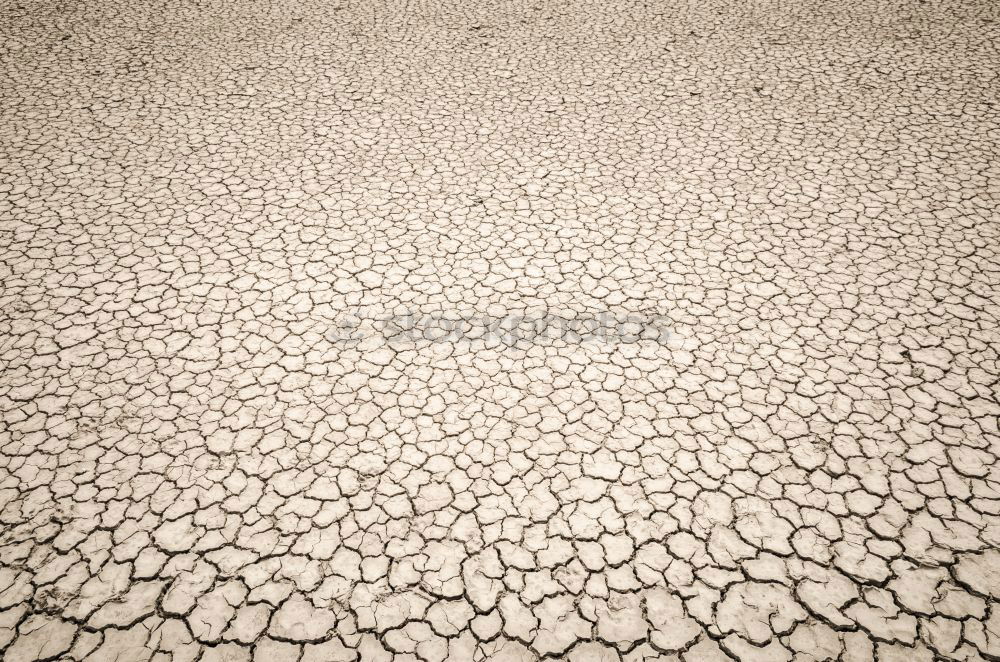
[2,0,1000,660]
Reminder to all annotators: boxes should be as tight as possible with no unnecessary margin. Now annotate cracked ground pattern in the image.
[2,0,1000,660]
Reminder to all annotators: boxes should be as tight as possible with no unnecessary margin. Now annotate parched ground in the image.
[2,0,1000,660]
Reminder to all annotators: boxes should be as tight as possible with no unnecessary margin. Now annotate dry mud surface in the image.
[2,0,1000,660]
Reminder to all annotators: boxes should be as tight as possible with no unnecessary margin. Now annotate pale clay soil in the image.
[2,0,1000,660]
